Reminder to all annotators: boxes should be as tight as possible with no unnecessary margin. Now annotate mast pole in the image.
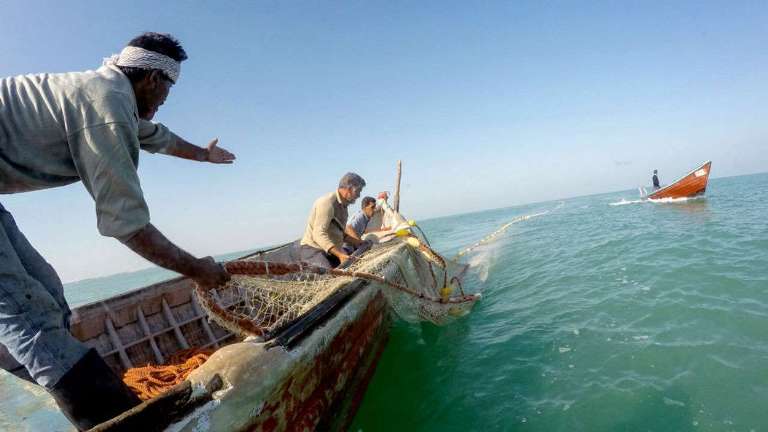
[393,160,402,212]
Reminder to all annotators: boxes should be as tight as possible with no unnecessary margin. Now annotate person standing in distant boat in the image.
[0,32,234,430]
[652,170,660,189]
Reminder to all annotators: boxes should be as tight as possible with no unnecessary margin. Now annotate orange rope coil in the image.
[123,348,215,400]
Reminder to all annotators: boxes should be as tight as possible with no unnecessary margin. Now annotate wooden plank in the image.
[162,298,190,350]
[100,310,213,356]
[104,317,133,370]
[191,295,221,349]
[136,307,164,364]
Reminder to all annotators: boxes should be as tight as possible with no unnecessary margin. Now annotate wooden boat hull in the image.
[1,163,414,431]
[50,243,394,431]
[648,161,712,200]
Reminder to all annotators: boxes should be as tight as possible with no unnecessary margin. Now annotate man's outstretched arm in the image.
[168,136,236,164]
[122,223,229,288]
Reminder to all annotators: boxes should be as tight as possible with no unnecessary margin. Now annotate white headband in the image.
[104,46,181,83]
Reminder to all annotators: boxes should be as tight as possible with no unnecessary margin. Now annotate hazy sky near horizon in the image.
[2,1,767,282]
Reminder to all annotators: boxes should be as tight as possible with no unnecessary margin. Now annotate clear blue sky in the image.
[2,1,767,282]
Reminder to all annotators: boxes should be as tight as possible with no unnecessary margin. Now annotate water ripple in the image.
[354,173,768,432]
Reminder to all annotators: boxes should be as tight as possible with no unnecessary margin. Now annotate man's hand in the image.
[330,246,359,266]
[170,136,236,164]
[191,256,231,288]
[123,224,231,288]
[339,253,361,266]
[205,139,236,164]
[343,226,363,247]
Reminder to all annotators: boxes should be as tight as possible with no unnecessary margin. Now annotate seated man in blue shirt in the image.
[342,195,389,254]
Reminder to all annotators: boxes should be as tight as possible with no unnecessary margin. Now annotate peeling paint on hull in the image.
[174,284,391,432]
[252,291,389,432]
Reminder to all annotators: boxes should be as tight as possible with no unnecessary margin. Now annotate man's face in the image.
[135,71,173,120]
[363,202,376,218]
[340,186,361,205]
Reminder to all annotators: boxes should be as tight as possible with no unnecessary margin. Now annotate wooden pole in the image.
[393,160,402,212]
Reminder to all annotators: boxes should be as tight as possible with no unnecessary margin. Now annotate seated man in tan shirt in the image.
[299,172,368,268]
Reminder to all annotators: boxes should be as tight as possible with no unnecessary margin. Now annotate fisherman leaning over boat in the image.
[342,192,391,254]
[299,173,371,268]
[0,32,234,430]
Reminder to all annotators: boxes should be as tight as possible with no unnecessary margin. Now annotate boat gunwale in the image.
[71,239,383,353]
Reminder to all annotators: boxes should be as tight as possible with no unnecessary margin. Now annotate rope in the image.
[416,240,448,288]
[413,224,432,247]
[122,348,214,400]
[453,211,550,259]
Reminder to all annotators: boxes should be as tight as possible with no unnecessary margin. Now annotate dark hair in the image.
[338,172,366,190]
[117,32,188,83]
[361,196,376,209]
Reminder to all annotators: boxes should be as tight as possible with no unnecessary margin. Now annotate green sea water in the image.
[2,172,767,431]
[352,172,768,432]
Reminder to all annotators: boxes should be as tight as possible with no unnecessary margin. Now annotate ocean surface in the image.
[2,172,767,431]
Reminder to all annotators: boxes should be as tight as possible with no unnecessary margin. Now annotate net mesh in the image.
[195,231,480,338]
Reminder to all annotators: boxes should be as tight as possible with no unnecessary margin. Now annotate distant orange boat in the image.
[648,161,712,200]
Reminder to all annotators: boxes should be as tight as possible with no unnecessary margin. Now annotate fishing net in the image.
[119,204,555,399]
[194,202,481,338]
[195,237,479,338]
